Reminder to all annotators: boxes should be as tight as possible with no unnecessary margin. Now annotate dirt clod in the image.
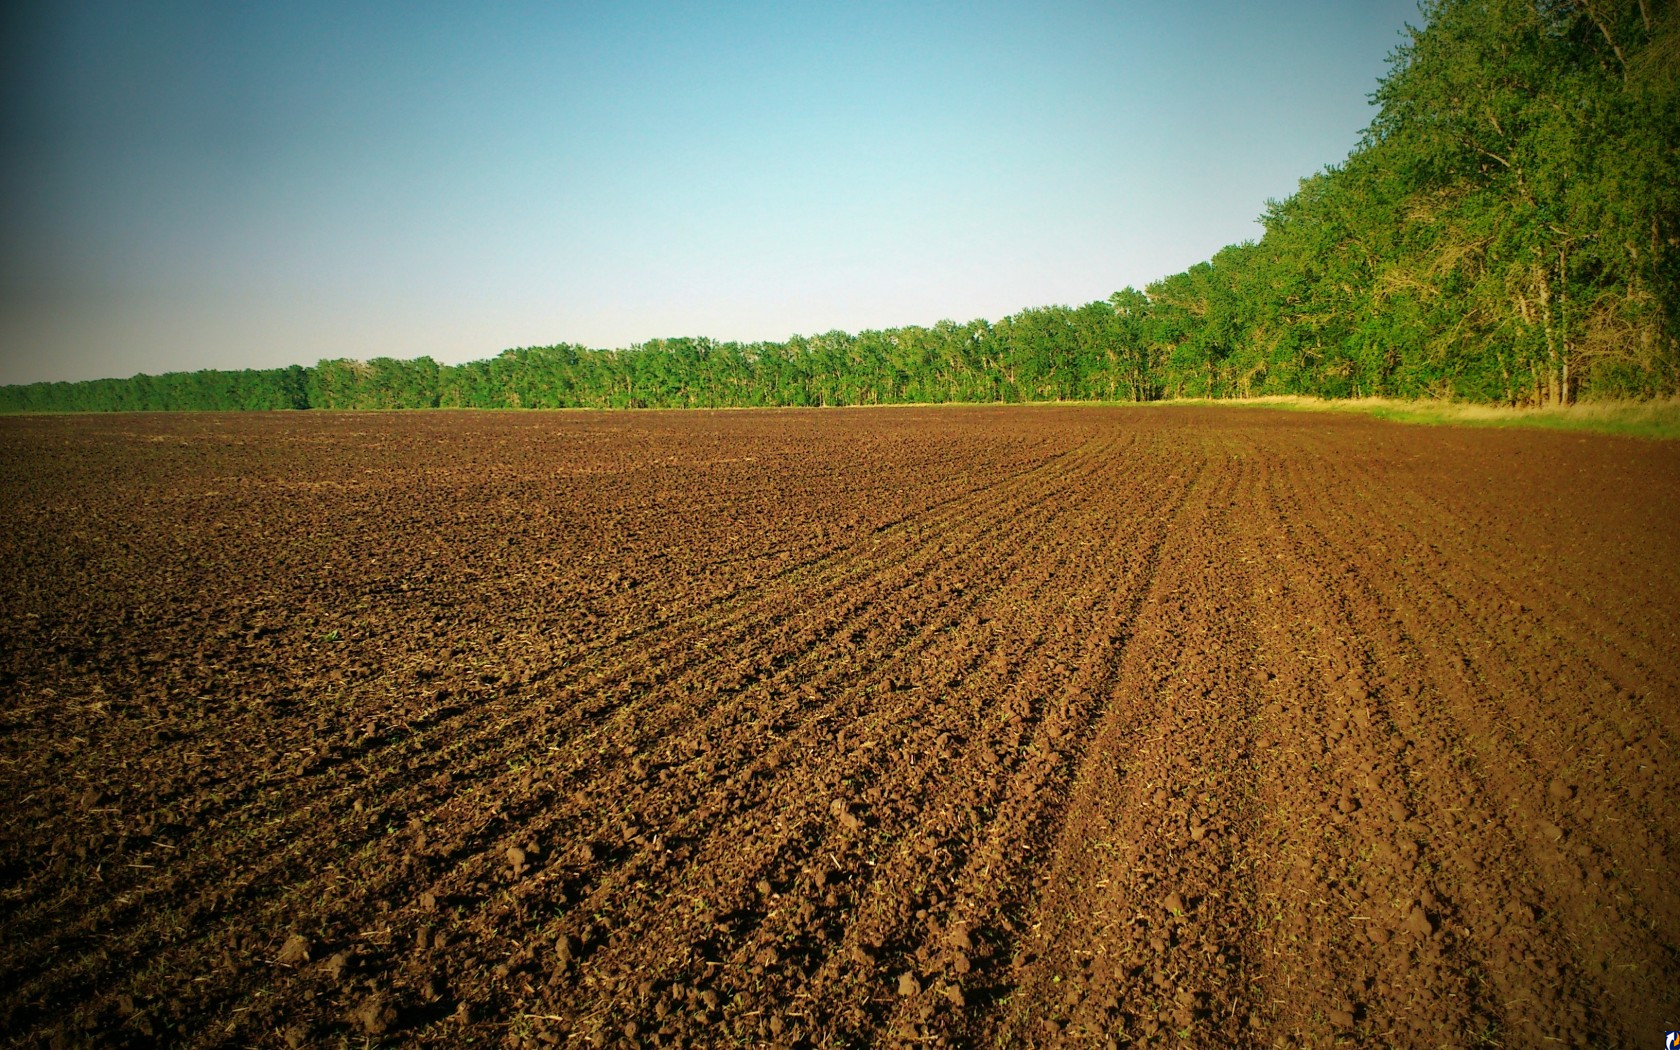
[277,934,310,966]
[323,952,350,982]
[1405,907,1434,937]
[350,993,397,1035]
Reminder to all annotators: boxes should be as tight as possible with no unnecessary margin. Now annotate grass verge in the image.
[1157,395,1680,440]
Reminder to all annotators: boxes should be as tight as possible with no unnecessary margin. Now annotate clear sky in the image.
[0,1,1420,385]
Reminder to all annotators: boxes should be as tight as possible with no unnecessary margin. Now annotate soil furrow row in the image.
[3,407,1676,1049]
[1265,434,1678,1045]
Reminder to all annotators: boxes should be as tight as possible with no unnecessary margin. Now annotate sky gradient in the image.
[1,1,1420,385]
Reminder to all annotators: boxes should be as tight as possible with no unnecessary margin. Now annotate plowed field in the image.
[2,406,1677,1048]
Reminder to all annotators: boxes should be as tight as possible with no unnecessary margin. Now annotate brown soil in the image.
[1,406,1676,1048]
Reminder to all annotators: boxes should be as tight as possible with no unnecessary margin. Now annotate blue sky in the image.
[0,1,1420,385]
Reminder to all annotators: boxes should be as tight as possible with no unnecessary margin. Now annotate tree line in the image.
[3,0,1674,415]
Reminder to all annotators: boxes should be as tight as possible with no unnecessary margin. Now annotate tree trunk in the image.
[1579,0,1629,82]
[1558,244,1572,405]
[1536,263,1561,406]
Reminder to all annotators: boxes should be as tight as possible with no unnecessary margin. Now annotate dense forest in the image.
[3,0,1675,414]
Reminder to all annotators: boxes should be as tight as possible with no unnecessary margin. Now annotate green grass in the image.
[7,394,1679,438]
[1155,395,1680,440]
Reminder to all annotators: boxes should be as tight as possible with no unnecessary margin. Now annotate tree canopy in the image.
[5,0,1674,415]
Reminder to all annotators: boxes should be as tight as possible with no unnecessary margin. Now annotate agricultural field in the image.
[1,405,1676,1048]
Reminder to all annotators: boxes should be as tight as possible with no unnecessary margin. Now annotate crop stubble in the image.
[0,406,1676,1047]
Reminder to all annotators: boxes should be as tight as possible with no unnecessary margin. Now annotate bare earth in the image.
[1,406,1676,1048]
